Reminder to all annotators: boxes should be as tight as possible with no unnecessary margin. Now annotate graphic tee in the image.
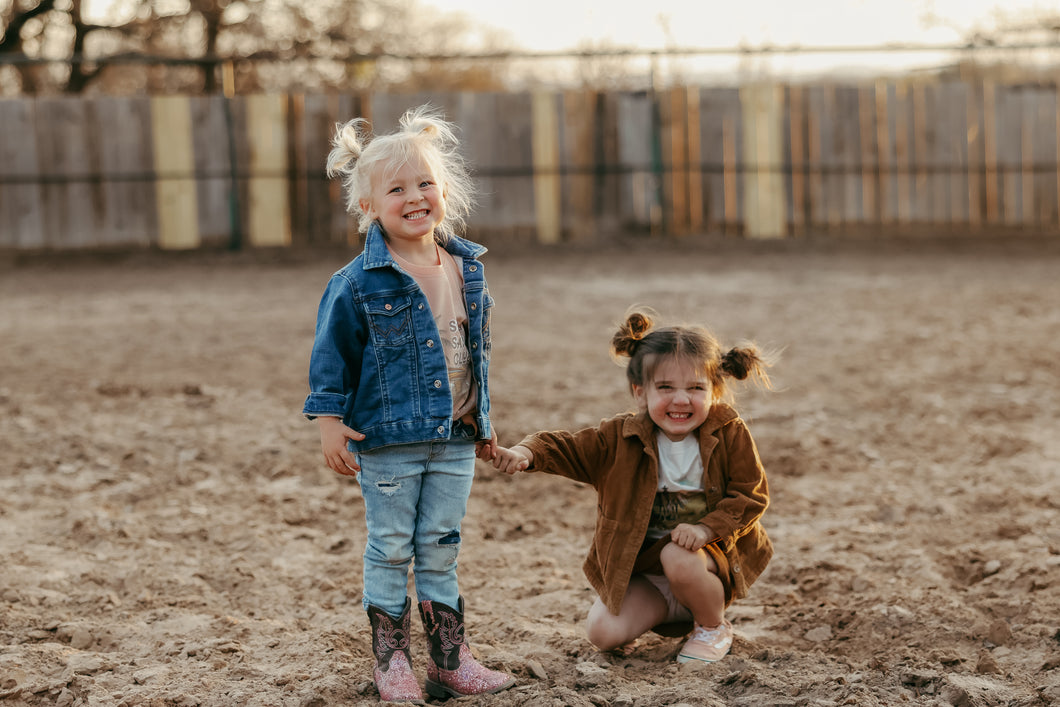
[646,432,708,541]
[389,245,476,419]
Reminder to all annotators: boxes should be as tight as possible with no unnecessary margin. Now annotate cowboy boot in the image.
[366,599,424,704]
[418,597,515,698]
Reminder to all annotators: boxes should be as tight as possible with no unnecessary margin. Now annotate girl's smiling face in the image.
[633,355,712,442]
[361,158,446,248]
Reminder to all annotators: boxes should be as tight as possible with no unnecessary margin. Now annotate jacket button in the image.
[426,339,435,347]
[433,380,442,388]
[384,303,392,310]
[733,565,741,573]
[471,342,477,349]
[470,303,477,310]
[418,303,424,310]
[469,265,477,272]
[437,426,445,434]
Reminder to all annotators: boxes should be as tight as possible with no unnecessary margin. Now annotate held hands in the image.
[475,427,499,462]
[670,522,717,551]
[492,445,532,475]
[317,417,366,476]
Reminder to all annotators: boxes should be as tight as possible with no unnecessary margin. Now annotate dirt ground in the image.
[1,238,1059,707]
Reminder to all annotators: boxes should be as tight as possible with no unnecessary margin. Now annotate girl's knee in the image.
[365,535,414,566]
[586,612,626,652]
[413,530,461,573]
[660,543,715,581]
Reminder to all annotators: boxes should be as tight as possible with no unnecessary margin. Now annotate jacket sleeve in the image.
[518,420,618,486]
[700,419,769,543]
[302,273,365,419]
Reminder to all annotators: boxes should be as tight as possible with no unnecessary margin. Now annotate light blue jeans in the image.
[356,436,476,617]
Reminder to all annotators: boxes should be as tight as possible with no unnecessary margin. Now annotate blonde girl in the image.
[303,106,513,702]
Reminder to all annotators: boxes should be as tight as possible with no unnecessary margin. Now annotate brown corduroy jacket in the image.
[518,404,773,616]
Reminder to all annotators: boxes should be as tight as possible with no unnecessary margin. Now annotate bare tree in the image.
[1,0,57,92]
[1,0,516,95]
[1,0,149,93]
[921,4,1060,79]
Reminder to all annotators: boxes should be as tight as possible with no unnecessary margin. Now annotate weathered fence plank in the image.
[150,96,199,249]
[560,89,595,241]
[0,100,44,248]
[616,90,654,232]
[35,98,97,248]
[699,87,742,234]
[663,87,690,236]
[322,94,362,246]
[185,95,231,248]
[532,91,561,245]
[89,97,155,248]
[1034,88,1059,228]
[942,82,970,228]
[788,85,808,235]
[245,94,290,247]
[289,94,347,247]
[982,82,1000,224]
[475,93,536,239]
[835,85,862,227]
[874,82,893,226]
[741,84,785,238]
[892,83,913,224]
[996,85,1023,226]
[858,85,878,229]
[593,91,624,238]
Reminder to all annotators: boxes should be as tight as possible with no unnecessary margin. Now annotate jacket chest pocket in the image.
[364,296,414,346]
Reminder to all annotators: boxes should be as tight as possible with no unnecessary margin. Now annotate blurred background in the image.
[2,0,1060,251]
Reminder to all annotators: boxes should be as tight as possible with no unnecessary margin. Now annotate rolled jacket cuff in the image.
[302,391,348,419]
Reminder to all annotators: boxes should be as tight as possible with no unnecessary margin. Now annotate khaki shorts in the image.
[634,537,735,608]
[643,573,694,624]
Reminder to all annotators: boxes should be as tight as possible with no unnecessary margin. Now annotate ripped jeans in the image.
[355,437,476,616]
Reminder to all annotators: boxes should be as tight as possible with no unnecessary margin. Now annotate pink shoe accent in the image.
[676,619,734,664]
[373,650,424,704]
[425,644,515,698]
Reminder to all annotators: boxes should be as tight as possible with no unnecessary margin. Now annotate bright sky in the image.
[432,0,1044,49]
[427,0,1054,76]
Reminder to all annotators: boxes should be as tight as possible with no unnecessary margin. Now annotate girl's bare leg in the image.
[585,576,669,651]
[660,543,726,628]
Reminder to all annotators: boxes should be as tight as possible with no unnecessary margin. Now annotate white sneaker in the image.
[676,620,733,663]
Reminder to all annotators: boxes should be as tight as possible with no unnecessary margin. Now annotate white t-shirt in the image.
[656,432,704,492]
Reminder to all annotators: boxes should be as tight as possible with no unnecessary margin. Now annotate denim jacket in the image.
[303,223,493,452]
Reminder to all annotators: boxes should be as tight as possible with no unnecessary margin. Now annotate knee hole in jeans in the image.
[375,480,401,495]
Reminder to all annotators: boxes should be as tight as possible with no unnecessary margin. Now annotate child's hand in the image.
[475,427,499,461]
[492,445,532,475]
[317,417,366,476]
[670,523,716,551]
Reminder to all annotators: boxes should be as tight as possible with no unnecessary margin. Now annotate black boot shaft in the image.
[418,598,465,671]
[366,598,413,671]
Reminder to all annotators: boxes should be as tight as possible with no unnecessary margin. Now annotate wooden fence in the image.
[2,80,1060,251]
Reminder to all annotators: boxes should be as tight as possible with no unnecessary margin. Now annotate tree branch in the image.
[0,0,58,54]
